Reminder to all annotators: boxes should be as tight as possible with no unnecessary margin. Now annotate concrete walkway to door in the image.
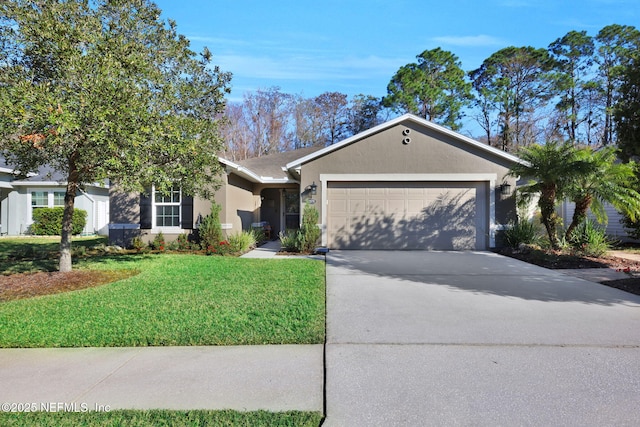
[323,250,640,426]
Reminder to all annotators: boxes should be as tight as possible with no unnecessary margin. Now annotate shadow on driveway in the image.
[327,250,640,306]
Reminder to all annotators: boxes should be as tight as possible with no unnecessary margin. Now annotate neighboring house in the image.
[0,159,110,236]
[109,114,525,250]
[559,200,638,243]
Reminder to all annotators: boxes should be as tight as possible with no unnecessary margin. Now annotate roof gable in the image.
[286,114,523,170]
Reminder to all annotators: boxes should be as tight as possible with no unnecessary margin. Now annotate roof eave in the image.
[219,157,298,185]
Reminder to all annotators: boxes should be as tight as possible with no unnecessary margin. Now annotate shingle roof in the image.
[0,157,66,181]
[232,146,324,180]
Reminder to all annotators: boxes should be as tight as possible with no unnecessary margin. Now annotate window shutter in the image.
[140,191,152,229]
[181,195,194,229]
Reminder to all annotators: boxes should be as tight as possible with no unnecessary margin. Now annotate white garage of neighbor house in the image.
[110,114,523,250]
[0,159,110,236]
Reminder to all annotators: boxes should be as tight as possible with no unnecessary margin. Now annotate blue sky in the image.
[154,0,638,105]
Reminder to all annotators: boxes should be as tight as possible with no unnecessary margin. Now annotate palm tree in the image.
[509,141,586,249]
[564,146,640,240]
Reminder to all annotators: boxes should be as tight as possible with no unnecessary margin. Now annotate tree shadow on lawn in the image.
[0,253,154,275]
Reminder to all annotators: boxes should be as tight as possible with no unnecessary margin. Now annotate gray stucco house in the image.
[109,114,523,250]
[0,160,110,236]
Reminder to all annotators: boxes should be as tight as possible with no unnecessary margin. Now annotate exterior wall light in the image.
[309,181,317,195]
[499,183,512,196]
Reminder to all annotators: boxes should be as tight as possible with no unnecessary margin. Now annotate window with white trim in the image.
[31,190,65,210]
[31,191,48,210]
[29,190,67,223]
[53,191,65,206]
[153,186,181,228]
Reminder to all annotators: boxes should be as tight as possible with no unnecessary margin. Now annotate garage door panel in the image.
[328,182,486,250]
[387,199,405,213]
[407,199,426,214]
[366,197,386,210]
[329,199,347,214]
[348,187,366,196]
[368,187,386,196]
[388,187,406,197]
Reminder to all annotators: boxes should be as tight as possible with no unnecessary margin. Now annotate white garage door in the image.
[327,181,487,250]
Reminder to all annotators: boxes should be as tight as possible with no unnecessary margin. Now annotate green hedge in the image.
[31,207,87,235]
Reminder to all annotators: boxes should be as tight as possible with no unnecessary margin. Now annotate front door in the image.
[283,190,300,231]
[260,188,280,238]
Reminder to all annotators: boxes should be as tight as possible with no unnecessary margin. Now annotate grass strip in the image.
[0,255,325,347]
[0,409,323,426]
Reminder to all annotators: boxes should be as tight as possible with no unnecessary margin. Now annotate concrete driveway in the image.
[323,251,640,426]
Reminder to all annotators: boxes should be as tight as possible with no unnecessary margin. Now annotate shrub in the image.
[198,202,224,250]
[299,204,321,253]
[167,239,180,251]
[30,207,87,235]
[568,220,611,257]
[130,236,145,252]
[251,227,266,243]
[150,232,166,252]
[277,205,321,253]
[504,219,539,248]
[169,233,192,251]
[279,229,302,252]
[217,240,233,255]
[228,230,257,254]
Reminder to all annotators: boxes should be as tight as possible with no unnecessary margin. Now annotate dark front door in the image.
[283,190,300,230]
[260,188,280,238]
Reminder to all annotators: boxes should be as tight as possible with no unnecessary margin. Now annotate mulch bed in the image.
[600,278,640,296]
[0,270,139,302]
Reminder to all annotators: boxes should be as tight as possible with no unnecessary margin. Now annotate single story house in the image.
[109,114,525,250]
[0,159,110,236]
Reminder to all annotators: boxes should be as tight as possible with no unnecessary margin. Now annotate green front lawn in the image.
[0,255,325,347]
[0,410,323,427]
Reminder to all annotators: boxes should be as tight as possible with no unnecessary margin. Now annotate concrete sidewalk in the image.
[240,240,282,258]
[0,345,323,412]
[609,249,640,263]
[241,239,325,260]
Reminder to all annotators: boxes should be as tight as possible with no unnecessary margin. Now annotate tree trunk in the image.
[565,195,593,241]
[59,155,80,272]
[603,84,613,145]
[540,185,561,249]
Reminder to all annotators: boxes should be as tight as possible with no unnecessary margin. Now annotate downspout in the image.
[0,189,4,235]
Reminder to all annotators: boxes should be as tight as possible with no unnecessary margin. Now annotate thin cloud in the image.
[187,35,250,47]
[216,53,402,82]
[432,35,505,47]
